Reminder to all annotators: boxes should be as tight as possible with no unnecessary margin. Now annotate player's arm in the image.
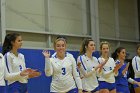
[4,54,28,81]
[77,56,91,77]
[77,57,106,78]
[113,60,123,76]
[122,62,130,75]
[72,57,83,91]
[128,78,140,87]
[42,50,53,76]
[132,57,140,75]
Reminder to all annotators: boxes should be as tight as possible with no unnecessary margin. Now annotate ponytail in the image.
[2,33,20,55]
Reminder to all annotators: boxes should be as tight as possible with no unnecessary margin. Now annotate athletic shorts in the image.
[0,86,6,93]
[99,81,116,91]
[7,81,27,93]
[116,84,130,93]
[133,78,140,88]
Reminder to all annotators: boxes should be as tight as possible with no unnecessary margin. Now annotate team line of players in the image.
[0,33,140,93]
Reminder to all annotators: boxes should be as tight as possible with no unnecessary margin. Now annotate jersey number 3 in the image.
[62,68,66,75]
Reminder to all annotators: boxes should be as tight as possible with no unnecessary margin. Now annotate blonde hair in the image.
[100,41,110,50]
[100,41,110,55]
[53,38,67,50]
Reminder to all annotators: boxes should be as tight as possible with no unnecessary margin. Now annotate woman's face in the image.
[86,41,95,53]
[12,36,23,49]
[137,47,140,56]
[55,40,66,55]
[101,44,109,56]
[118,49,126,60]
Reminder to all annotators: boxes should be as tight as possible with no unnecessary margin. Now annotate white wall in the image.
[6,0,46,31]
[98,0,139,58]
[4,0,90,50]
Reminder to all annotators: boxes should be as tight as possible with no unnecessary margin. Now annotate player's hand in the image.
[122,62,130,75]
[136,82,140,87]
[42,50,50,58]
[97,61,107,72]
[77,62,81,68]
[20,68,32,76]
[78,89,83,93]
[125,62,130,71]
[98,61,106,68]
[114,62,123,70]
[28,69,41,78]
[20,68,41,78]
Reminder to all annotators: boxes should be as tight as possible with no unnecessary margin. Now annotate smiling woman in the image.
[43,37,83,93]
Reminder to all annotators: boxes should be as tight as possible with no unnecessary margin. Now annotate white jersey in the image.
[0,53,5,86]
[45,54,82,92]
[77,54,99,91]
[98,57,116,83]
[132,56,140,78]
[4,52,28,85]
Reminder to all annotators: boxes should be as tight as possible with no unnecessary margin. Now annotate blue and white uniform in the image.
[77,54,99,92]
[98,57,116,91]
[45,53,82,93]
[115,60,130,93]
[0,53,6,93]
[132,56,140,88]
[4,52,28,93]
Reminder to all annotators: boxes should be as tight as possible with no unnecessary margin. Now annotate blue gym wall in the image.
[0,47,100,93]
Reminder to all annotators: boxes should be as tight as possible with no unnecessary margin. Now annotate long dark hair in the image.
[112,47,125,60]
[2,33,21,55]
[79,38,94,55]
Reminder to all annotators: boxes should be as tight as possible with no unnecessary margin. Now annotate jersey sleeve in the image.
[72,56,82,89]
[132,57,140,75]
[44,58,53,76]
[77,56,97,78]
[4,53,26,81]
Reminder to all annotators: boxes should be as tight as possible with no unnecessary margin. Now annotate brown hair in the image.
[79,38,94,55]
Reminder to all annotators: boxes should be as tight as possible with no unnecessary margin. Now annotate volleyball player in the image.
[132,44,140,93]
[98,41,121,93]
[43,37,82,93]
[77,38,106,93]
[2,33,41,93]
[112,47,140,93]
